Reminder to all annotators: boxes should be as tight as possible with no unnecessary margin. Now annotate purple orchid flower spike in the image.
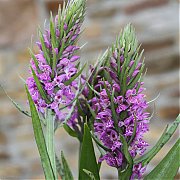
[85,24,150,179]
[26,0,86,128]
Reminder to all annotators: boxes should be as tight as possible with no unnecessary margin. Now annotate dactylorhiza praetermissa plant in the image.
[84,25,149,179]
[26,0,85,128]
[8,0,179,179]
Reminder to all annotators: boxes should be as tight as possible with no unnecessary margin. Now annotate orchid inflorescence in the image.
[85,26,149,179]
[10,0,179,180]
[26,0,85,128]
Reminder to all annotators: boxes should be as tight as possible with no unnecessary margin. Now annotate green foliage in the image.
[79,124,100,180]
[144,138,180,180]
[0,85,31,117]
[25,85,55,180]
[118,134,133,180]
[55,154,64,179]
[64,63,86,86]
[38,29,51,64]
[61,151,74,180]
[63,124,78,138]
[29,48,41,73]
[83,169,96,180]
[135,114,180,166]
[31,67,51,104]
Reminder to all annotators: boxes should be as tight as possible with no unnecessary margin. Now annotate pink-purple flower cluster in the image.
[87,46,149,178]
[26,3,84,124]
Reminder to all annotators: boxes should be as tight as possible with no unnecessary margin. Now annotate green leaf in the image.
[128,63,145,90]
[52,45,57,78]
[64,63,86,86]
[144,138,180,180]
[10,98,31,117]
[0,84,31,117]
[83,169,96,180]
[25,85,55,180]
[61,151,74,180]
[58,33,66,59]
[90,50,109,89]
[38,29,51,65]
[31,67,51,104]
[121,66,129,95]
[58,74,84,113]
[87,82,100,96]
[119,134,133,179]
[56,80,81,129]
[79,124,100,180]
[29,48,41,73]
[77,99,86,118]
[135,114,180,166]
[110,89,119,131]
[59,74,83,128]
[91,133,111,152]
[45,109,57,179]
[50,12,57,48]
[55,154,64,179]
[128,115,137,146]
[128,49,144,78]
[86,103,96,119]
[63,124,78,138]
[103,69,112,84]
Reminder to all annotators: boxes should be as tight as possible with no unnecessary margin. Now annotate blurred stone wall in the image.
[0,0,179,179]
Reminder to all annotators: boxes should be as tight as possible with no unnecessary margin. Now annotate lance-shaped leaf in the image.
[58,74,85,112]
[90,50,109,86]
[83,169,96,180]
[0,85,31,117]
[61,151,74,180]
[135,114,180,166]
[79,124,100,180]
[58,33,66,59]
[57,75,82,129]
[128,116,137,146]
[91,133,111,152]
[56,154,64,179]
[128,62,145,90]
[121,66,129,95]
[50,12,57,48]
[31,67,51,104]
[38,29,51,65]
[25,85,55,179]
[9,98,31,117]
[86,103,96,119]
[110,89,119,131]
[77,99,86,118]
[63,124,78,138]
[52,45,57,78]
[64,63,86,86]
[87,82,100,96]
[128,49,144,78]
[119,134,133,179]
[29,48,41,73]
[144,138,180,180]
[119,25,135,83]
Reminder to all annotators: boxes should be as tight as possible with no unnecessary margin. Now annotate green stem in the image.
[46,109,57,180]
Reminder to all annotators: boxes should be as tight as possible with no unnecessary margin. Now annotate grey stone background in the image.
[0,0,179,179]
